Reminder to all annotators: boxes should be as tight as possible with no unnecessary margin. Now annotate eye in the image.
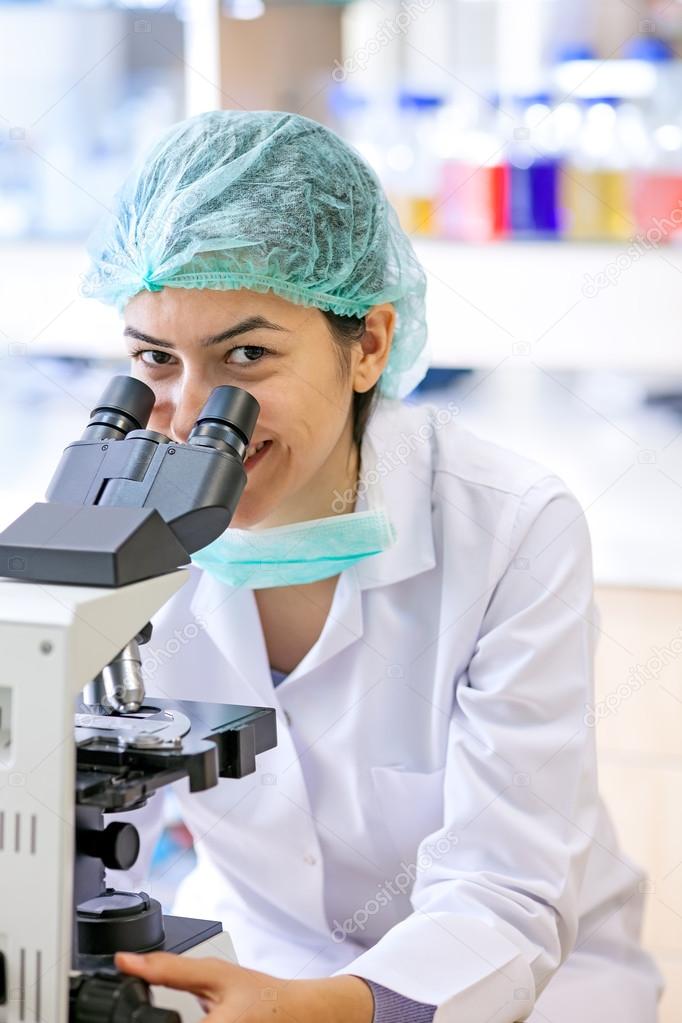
[128,344,270,369]
[227,345,267,364]
[130,349,175,367]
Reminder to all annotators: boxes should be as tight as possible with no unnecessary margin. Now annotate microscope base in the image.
[75,917,236,1023]
[151,928,238,1023]
[76,913,224,973]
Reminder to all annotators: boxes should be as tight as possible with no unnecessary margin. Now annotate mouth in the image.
[244,438,272,472]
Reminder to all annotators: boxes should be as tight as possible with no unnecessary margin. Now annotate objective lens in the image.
[81,376,156,442]
[188,386,260,459]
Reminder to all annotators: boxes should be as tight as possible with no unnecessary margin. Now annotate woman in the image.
[82,110,662,1022]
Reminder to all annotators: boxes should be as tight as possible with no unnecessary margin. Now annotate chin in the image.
[230,500,265,530]
[232,475,288,529]
[229,509,252,529]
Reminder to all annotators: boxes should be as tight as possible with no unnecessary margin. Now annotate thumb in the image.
[114,952,219,995]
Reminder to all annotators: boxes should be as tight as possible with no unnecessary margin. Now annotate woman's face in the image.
[123,286,393,529]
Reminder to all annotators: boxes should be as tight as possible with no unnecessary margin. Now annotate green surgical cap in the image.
[81,109,429,399]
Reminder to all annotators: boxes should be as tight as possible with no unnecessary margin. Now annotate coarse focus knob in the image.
[70,971,180,1023]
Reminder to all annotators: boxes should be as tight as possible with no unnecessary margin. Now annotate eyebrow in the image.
[123,316,289,350]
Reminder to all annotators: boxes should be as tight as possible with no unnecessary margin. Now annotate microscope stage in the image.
[74,698,277,811]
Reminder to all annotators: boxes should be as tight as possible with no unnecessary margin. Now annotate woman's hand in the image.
[114,951,374,1023]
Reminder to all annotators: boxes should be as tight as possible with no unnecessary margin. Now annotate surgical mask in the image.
[190,454,397,589]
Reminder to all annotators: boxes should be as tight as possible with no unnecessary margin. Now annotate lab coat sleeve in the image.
[333,473,601,1023]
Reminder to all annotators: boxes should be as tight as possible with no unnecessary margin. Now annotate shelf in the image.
[4,239,682,375]
[412,238,682,374]
[0,242,122,359]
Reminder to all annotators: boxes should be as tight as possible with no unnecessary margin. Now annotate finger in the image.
[114,952,221,995]
[203,1010,240,1023]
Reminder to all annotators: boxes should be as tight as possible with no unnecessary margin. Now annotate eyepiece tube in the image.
[81,376,156,442]
[187,386,260,459]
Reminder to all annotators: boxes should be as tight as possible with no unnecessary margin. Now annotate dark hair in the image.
[321,308,380,449]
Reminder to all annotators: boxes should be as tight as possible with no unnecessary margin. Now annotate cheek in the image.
[259,360,344,420]
[292,346,346,395]
[245,382,291,433]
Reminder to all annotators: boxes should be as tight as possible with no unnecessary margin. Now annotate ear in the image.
[352,303,396,394]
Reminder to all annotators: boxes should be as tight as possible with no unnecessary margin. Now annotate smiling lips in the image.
[244,438,272,471]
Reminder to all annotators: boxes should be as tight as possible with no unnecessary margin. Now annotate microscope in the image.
[0,376,278,1023]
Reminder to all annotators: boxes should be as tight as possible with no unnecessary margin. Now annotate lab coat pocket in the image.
[370,764,446,866]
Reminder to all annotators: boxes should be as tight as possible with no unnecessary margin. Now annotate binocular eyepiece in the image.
[82,375,260,459]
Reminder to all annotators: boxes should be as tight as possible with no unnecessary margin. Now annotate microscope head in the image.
[0,374,260,713]
[0,374,260,588]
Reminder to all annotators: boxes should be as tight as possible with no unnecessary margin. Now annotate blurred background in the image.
[1,0,682,1017]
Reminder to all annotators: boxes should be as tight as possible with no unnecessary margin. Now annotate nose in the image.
[168,380,213,444]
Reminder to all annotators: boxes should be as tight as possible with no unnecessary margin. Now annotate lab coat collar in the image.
[187,398,436,697]
[353,397,437,590]
[187,558,364,698]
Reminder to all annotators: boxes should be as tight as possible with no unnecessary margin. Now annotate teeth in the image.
[245,440,268,460]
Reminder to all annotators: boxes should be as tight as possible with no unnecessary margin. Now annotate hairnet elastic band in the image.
[142,274,164,293]
[132,270,403,319]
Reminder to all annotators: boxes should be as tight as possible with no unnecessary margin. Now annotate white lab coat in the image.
[110,397,663,1022]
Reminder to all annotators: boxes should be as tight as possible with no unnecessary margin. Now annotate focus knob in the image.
[70,971,180,1023]
[79,822,140,871]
